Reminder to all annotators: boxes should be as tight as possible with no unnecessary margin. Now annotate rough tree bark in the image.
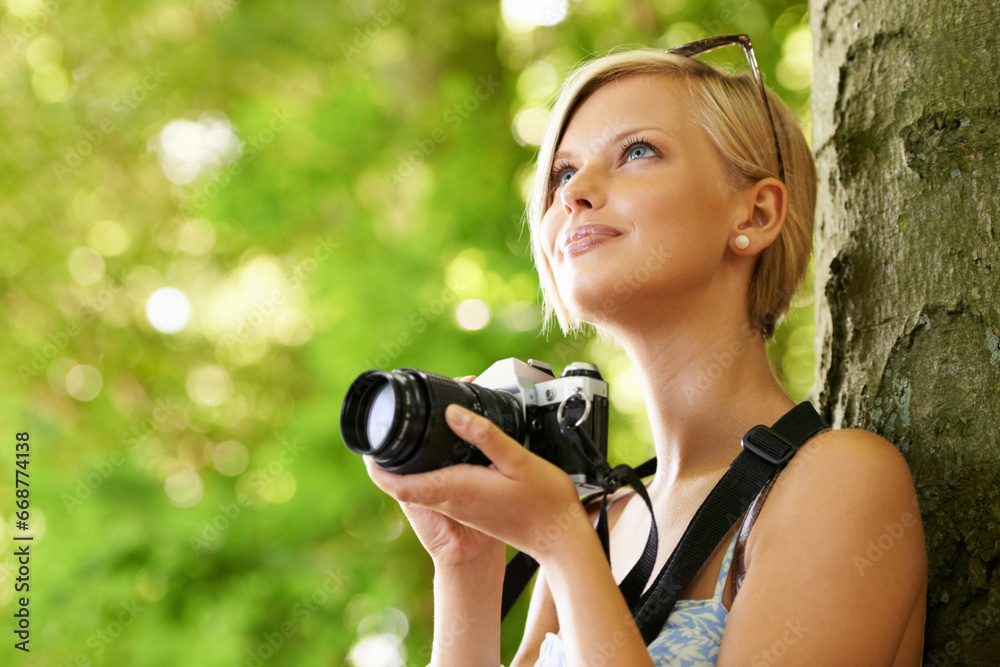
[811,0,1000,664]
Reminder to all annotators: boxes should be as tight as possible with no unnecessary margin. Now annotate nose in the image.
[560,168,605,216]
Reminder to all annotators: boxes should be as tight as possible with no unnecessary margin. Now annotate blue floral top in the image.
[534,532,738,667]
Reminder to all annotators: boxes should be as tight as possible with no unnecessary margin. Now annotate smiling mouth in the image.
[560,224,622,257]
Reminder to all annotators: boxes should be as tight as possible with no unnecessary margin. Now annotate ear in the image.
[729,177,788,255]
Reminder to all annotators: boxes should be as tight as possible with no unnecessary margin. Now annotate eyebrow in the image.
[552,126,673,163]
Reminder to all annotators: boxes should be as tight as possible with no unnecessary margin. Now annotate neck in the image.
[611,312,794,496]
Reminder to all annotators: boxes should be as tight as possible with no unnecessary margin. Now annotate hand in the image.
[365,376,504,570]
[369,402,592,564]
[366,456,505,568]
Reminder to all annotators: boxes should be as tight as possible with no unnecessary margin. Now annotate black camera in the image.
[340,358,610,494]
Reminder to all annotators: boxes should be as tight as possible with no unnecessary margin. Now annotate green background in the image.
[0,0,814,664]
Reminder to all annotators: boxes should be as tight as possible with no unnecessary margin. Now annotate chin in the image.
[560,289,620,330]
[557,261,640,320]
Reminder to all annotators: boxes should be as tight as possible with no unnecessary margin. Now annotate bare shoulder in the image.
[750,427,923,553]
[776,427,918,515]
[793,427,914,475]
[719,427,928,665]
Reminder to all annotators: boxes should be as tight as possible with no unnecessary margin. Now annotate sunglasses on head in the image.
[667,34,785,182]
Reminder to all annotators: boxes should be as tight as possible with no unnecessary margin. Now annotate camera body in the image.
[340,358,610,494]
[475,358,610,493]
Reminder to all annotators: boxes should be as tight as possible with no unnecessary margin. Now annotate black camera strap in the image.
[500,408,659,619]
[500,477,659,619]
[594,464,658,610]
[500,401,828,645]
[632,401,827,643]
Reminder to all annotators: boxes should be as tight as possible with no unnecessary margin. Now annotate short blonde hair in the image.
[527,49,816,339]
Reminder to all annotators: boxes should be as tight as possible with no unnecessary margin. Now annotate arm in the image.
[534,523,655,666]
[365,459,507,666]
[386,405,655,667]
[717,429,927,666]
[430,551,505,667]
[511,493,631,666]
[511,567,558,667]
[366,377,507,666]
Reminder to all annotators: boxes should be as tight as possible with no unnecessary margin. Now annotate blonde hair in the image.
[527,49,816,339]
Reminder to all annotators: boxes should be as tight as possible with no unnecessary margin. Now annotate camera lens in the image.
[341,368,525,474]
[366,383,396,451]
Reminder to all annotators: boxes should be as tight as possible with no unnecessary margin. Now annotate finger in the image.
[445,404,527,474]
[453,375,477,383]
[365,455,455,507]
[363,456,400,495]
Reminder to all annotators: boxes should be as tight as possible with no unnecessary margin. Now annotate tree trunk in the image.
[811,1,1000,664]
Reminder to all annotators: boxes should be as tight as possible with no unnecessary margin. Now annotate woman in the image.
[366,41,927,666]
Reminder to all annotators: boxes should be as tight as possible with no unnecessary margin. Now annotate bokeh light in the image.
[164,467,204,508]
[175,218,216,255]
[777,25,812,91]
[348,608,410,667]
[87,220,131,256]
[661,22,708,48]
[135,567,169,603]
[146,286,192,333]
[516,60,558,102]
[153,113,242,184]
[260,471,297,504]
[186,365,234,407]
[611,365,645,414]
[66,364,103,401]
[512,107,547,146]
[347,634,406,667]
[7,0,49,18]
[31,63,72,102]
[501,0,568,28]
[454,298,491,331]
[67,246,106,285]
[273,309,315,346]
[212,440,250,476]
[26,34,63,68]
[500,301,541,332]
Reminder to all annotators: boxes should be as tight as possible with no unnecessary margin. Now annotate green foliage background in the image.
[0,0,814,664]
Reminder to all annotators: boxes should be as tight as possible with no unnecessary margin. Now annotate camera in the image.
[340,358,610,494]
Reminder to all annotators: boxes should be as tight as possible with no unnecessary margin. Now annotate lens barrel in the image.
[341,369,525,474]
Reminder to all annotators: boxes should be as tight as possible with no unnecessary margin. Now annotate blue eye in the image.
[551,166,575,189]
[626,144,654,161]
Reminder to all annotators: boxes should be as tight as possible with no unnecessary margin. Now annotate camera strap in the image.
[500,401,828,645]
[632,401,828,643]
[500,407,659,619]
[499,439,659,619]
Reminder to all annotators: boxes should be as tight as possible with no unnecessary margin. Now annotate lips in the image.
[559,223,622,257]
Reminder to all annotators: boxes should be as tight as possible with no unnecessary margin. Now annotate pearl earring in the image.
[734,235,750,250]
